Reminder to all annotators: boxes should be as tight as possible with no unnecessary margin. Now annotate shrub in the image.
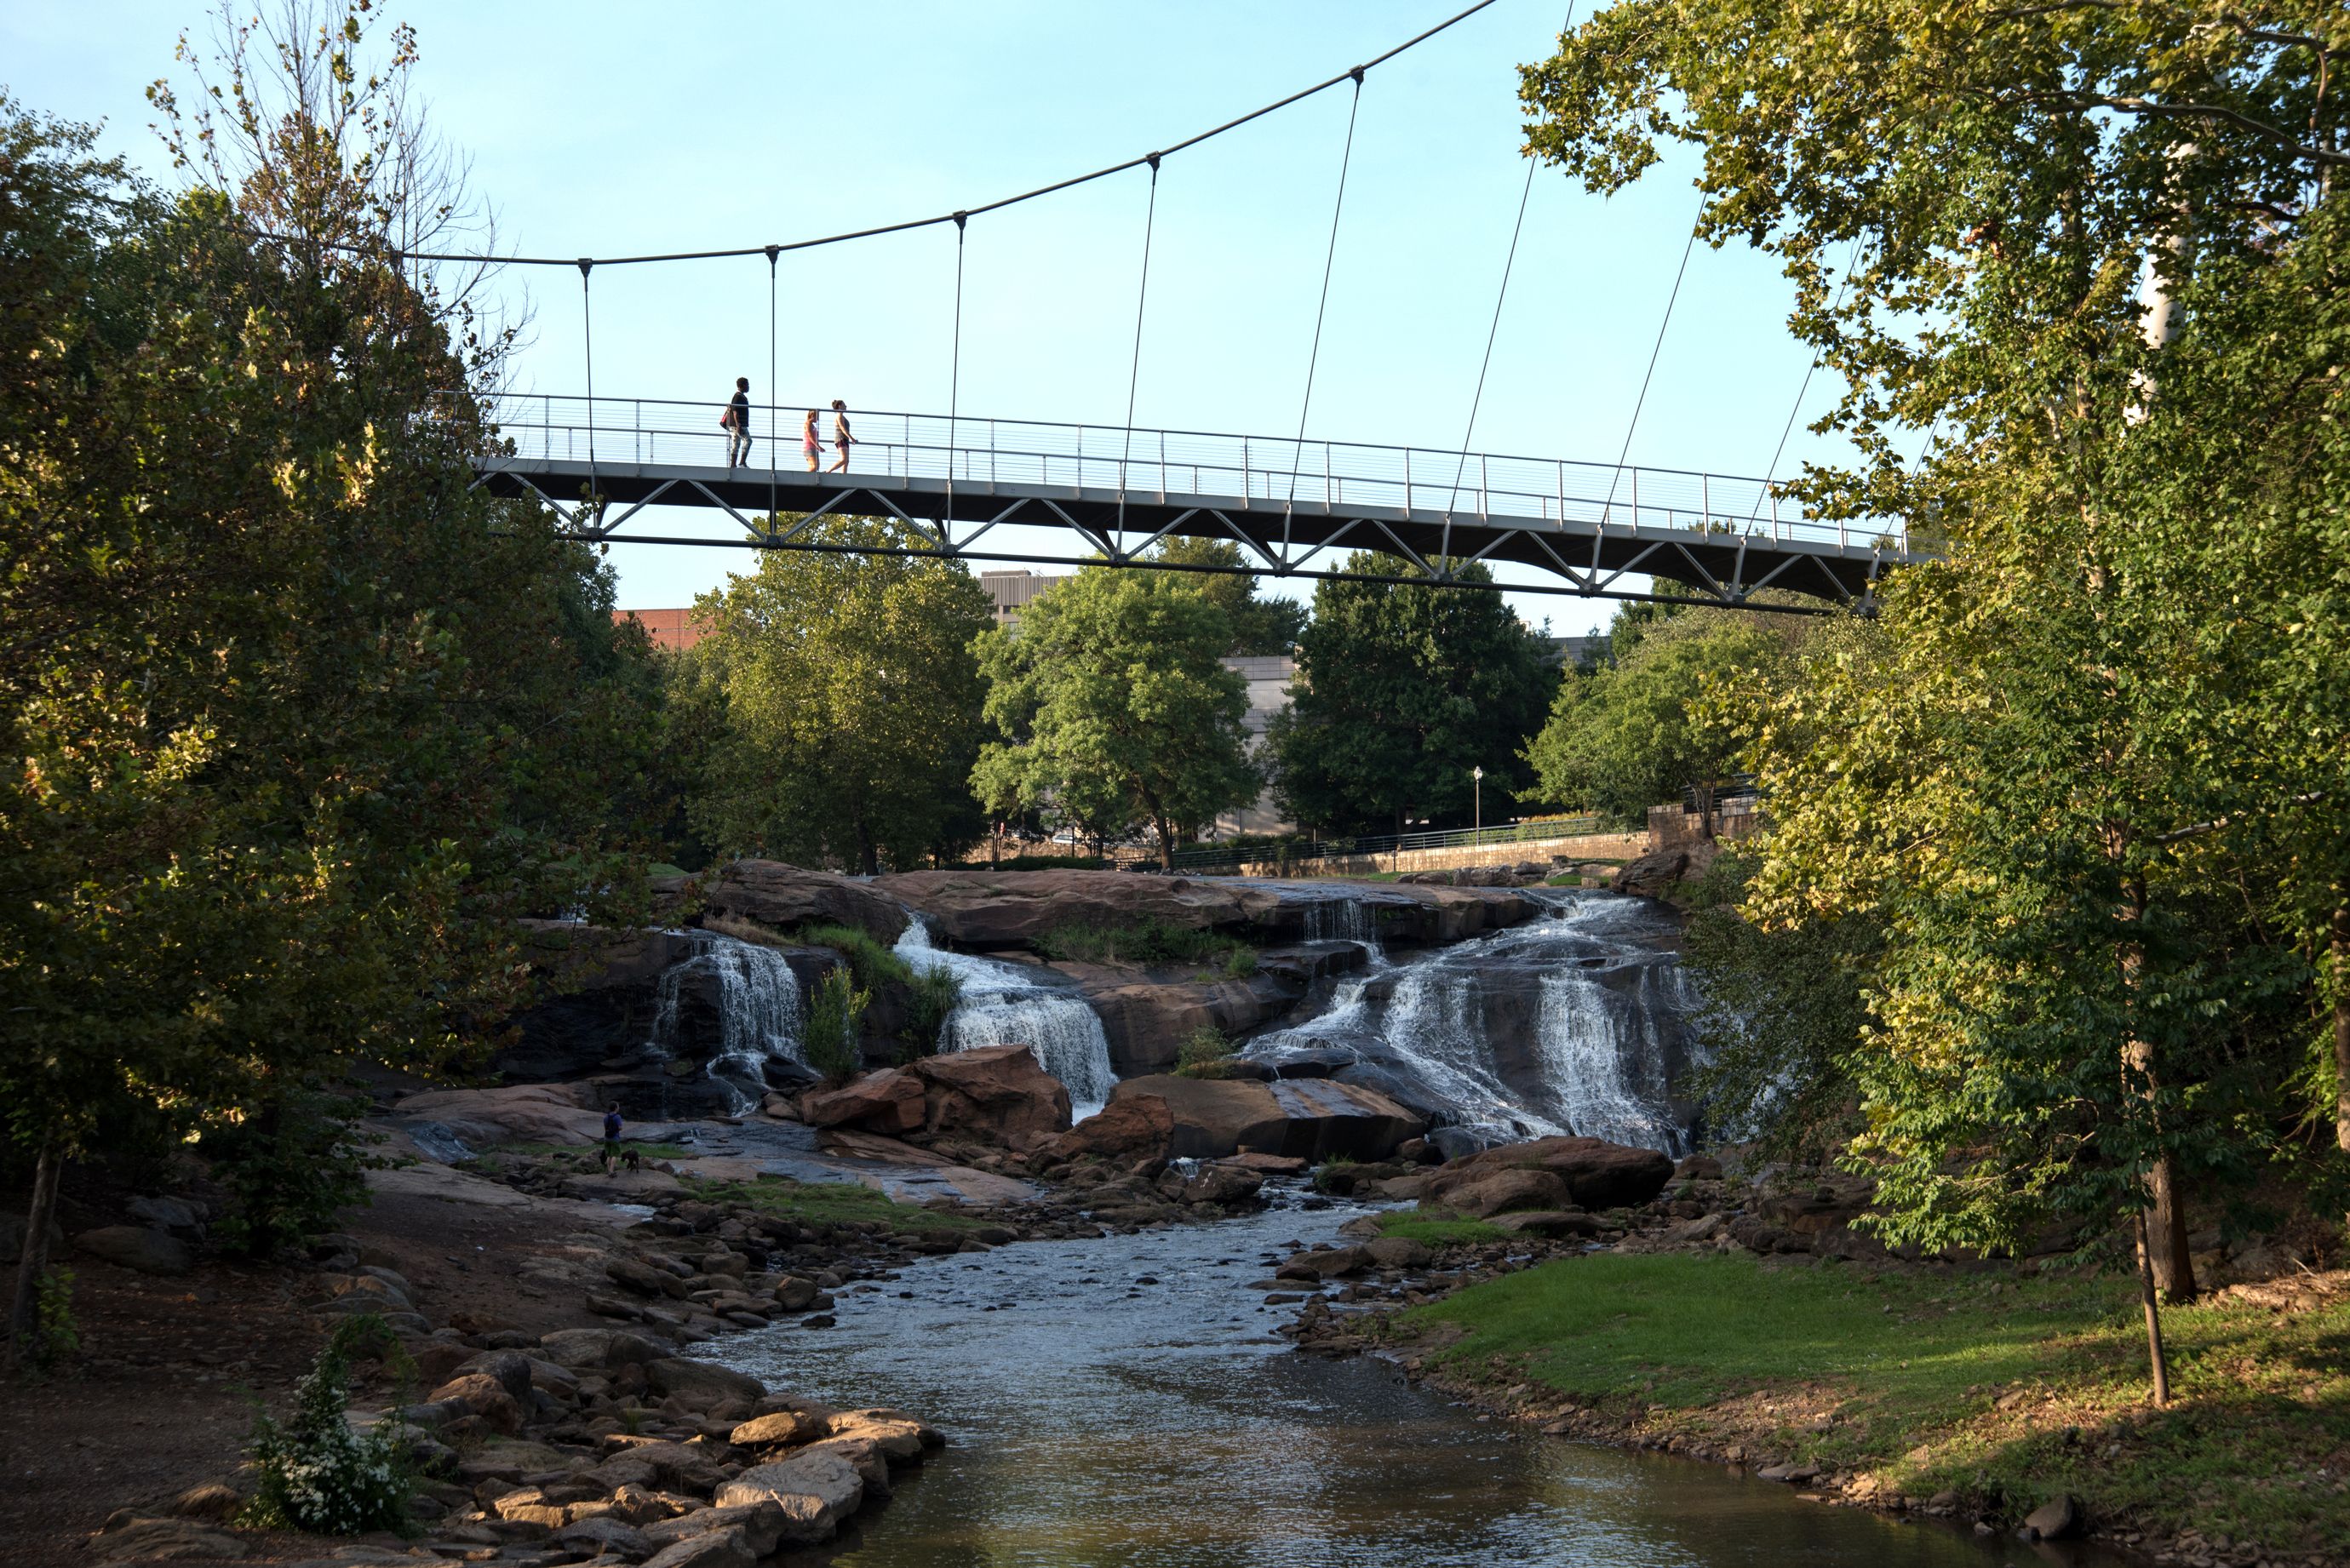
[21,1266,79,1373]
[244,1317,413,1536]
[203,1084,380,1258]
[901,963,964,1062]
[1223,947,1258,979]
[804,966,870,1081]
[796,922,913,993]
[1174,1025,1235,1076]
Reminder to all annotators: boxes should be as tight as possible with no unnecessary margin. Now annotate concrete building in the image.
[1214,653,1298,837]
[979,569,1069,626]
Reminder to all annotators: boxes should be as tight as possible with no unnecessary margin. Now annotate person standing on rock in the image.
[602,1103,624,1176]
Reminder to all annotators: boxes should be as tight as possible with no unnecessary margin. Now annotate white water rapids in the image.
[894,920,1119,1118]
[645,930,807,1112]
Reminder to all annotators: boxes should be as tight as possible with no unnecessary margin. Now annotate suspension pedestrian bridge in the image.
[470,394,1921,608]
[353,0,1944,611]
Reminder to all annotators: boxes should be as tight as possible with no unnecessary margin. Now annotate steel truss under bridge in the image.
[464,395,1930,609]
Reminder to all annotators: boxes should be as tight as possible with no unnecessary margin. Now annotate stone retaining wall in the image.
[1230,830,1650,879]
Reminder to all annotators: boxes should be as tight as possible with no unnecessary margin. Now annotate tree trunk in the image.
[2120,877,2196,1302]
[856,816,879,877]
[2335,906,2349,1157]
[6,1136,63,1371]
[2135,1210,2172,1405]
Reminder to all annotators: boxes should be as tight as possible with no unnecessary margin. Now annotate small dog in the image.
[622,1146,643,1174]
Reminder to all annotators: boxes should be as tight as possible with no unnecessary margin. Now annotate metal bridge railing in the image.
[459,392,1908,557]
[1121,815,1615,874]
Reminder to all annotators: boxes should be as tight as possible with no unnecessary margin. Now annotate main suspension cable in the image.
[229,1,1499,272]
[1748,236,1863,524]
[1597,196,1704,526]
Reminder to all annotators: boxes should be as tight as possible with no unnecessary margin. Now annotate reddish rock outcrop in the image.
[905,1044,1072,1144]
[871,869,1249,949]
[1040,1093,1175,1164]
[799,1072,928,1136]
[687,861,908,943]
[1044,1073,1426,1165]
[1422,1136,1674,1212]
[798,1046,1072,1148]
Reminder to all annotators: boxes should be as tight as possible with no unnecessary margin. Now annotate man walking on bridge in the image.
[723,376,754,470]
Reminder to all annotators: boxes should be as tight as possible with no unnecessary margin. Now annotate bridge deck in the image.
[465,396,1924,606]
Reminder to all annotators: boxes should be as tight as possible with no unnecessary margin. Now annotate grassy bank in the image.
[1388,1250,2349,1559]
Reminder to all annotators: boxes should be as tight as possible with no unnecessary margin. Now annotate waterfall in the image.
[1300,893,1381,953]
[648,931,805,1112]
[1533,969,1688,1154]
[895,921,1118,1117]
[1242,890,1700,1154]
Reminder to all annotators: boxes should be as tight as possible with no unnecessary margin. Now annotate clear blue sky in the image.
[6,0,1857,635]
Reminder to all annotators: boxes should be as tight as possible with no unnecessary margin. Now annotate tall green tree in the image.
[1143,536,1308,656]
[1523,0,2348,1387]
[1268,553,1550,836]
[1521,606,1811,827]
[2,3,664,1356]
[972,566,1258,867]
[678,517,992,873]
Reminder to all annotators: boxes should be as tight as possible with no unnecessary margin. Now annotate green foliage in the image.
[1519,605,1810,821]
[1411,1251,2350,1557]
[1,20,664,1240]
[674,517,994,873]
[202,1088,381,1259]
[796,923,914,993]
[1034,918,1252,970]
[901,963,965,1062]
[1521,0,2350,1273]
[1143,536,1308,655]
[968,853,1109,871]
[20,1267,79,1374]
[1270,553,1550,836]
[1222,947,1258,979]
[244,1317,413,1537]
[972,565,1260,867]
[1173,1026,1236,1077]
[803,968,869,1083]
[1310,1153,1360,1193]
[1679,854,1877,1163]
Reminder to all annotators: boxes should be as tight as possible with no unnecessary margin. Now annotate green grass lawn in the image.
[1374,1213,1510,1247]
[1398,1250,2350,1555]
[685,1173,985,1238]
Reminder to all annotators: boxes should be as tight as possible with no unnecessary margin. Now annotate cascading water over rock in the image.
[646,930,807,1112]
[895,920,1118,1115]
[1245,890,1702,1155]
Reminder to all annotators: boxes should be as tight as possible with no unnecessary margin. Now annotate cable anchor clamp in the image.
[576,257,593,278]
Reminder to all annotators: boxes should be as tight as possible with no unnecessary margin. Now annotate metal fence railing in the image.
[1112,815,1619,875]
[461,392,1910,557]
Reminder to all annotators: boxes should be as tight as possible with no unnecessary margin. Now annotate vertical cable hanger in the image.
[577,257,599,536]
[1449,9,1577,529]
[1117,153,1162,556]
[766,243,780,537]
[1596,196,1703,530]
[1282,67,1366,566]
[946,212,968,553]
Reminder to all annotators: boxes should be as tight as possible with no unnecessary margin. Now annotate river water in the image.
[717,1189,2100,1568]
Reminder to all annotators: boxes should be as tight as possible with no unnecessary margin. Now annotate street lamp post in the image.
[1471,766,1484,844]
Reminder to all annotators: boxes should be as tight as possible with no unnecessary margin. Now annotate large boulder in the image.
[712,1448,866,1542]
[1423,1136,1675,1211]
[1613,838,1718,901]
[906,1044,1072,1144]
[799,1070,928,1135]
[1043,1093,1175,1165]
[873,868,1250,949]
[1056,1075,1424,1163]
[388,1083,604,1147]
[74,1226,192,1276]
[1437,1167,1573,1218]
[646,1357,768,1409]
[692,861,908,943]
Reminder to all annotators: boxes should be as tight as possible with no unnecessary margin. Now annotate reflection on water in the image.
[717,1196,2103,1568]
